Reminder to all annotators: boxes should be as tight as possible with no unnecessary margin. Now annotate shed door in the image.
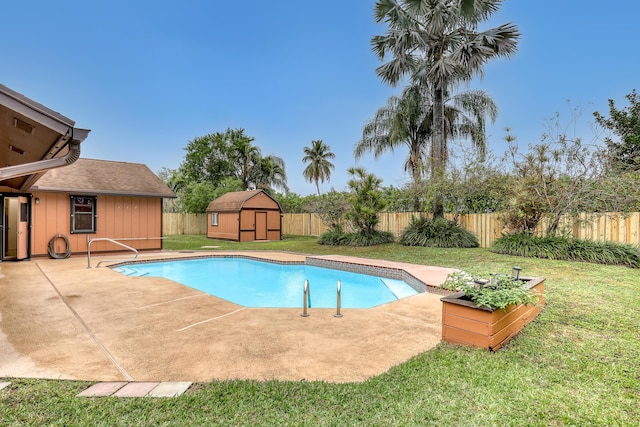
[255,212,267,240]
[17,196,29,260]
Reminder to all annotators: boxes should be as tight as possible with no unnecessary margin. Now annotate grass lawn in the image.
[2,235,639,426]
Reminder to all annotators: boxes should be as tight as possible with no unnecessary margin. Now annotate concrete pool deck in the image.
[0,251,454,383]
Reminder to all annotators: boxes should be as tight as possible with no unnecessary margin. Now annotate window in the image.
[70,196,96,233]
[211,212,219,226]
[20,202,28,222]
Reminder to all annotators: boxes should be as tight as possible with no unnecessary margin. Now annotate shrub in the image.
[343,230,394,247]
[317,226,347,246]
[318,227,394,247]
[492,233,640,268]
[400,216,479,248]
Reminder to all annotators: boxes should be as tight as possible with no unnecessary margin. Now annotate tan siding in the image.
[239,210,256,241]
[267,211,281,231]
[240,230,255,242]
[243,193,279,209]
[207,212,239,240]
[240,210,255,230]
[31,192,164,256]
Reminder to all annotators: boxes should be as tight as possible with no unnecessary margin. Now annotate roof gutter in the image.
[0,127,89,181]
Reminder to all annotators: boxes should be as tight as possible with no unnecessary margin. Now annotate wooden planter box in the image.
[441,277,545,351]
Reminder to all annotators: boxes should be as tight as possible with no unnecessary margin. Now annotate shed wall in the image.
[242,192,279,209]
[207,212,240,240]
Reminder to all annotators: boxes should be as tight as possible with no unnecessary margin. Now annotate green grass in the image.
[2,235,639,426]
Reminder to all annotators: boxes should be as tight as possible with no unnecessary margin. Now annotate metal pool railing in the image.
[87,237,138,268]
[334,280,343,318]
[301,279,344,318]
[301,280,311,317]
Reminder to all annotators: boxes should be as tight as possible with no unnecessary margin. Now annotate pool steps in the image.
[380,278,418,300]
[114,267,148,277]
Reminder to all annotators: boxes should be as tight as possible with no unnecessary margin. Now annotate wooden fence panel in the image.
[162,213,208,235]
[162,211,640,248]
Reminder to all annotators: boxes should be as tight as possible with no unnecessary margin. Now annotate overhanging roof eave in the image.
[0,84,76,135]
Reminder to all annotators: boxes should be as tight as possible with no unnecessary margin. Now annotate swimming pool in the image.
[113,257,419,308]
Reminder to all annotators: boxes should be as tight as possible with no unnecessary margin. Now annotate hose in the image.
[48,234,71,259]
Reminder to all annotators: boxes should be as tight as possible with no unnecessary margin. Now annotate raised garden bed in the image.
[441,276,545,351]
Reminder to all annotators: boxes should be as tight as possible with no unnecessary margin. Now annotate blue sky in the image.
[2,1,638,195]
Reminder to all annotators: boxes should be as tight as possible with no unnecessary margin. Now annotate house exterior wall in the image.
[207,212,239,240]
[31,191,163,256]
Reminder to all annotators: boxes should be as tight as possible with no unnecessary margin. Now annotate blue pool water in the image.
[113,257,418,308]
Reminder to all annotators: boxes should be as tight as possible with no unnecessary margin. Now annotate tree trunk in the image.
[432,85,446,218]
[412,166,422,212]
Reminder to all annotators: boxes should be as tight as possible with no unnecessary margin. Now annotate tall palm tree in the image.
[302,140,336,195]
[372,0,519,216]
[356,84,430,186]
[356,83,497,185]
[229,129,261,190]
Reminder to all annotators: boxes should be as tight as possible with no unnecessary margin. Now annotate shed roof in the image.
[206,189,279,212]
[30,158,176,198]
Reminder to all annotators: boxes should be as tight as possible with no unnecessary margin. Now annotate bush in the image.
[318,228,394,247]
[343,230,394,247]
[492,233,640,268]
[317,226,348,246]
[400,216,479,248]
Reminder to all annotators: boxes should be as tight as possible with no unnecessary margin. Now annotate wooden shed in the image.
[206,190,282,241]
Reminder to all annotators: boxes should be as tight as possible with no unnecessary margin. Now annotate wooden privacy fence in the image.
[163,211,640,248]
[282,212,506,248]
[163,213,208,236]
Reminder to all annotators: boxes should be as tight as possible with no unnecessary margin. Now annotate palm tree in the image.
[345,167,386,236]
[355,83,497,187]
[302,140,336,195]
[372,0,519,216]
[229,129,261,190]
[356,84,430,187]
[253,154,289,194]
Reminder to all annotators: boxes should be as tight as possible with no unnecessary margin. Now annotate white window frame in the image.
[211,212,219,226]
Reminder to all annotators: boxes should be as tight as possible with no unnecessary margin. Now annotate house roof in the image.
[0,84,90,190]
[206,189,279,212]
[30,158,176,198]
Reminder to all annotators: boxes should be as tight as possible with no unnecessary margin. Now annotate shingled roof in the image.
[30,158,176,198]
[206,189,276,212]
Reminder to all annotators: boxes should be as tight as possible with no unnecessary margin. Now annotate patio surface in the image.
[0,251,454,383]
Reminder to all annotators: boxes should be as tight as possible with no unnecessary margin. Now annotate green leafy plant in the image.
[343,230,394,247]
[400,216,479,248]
[317,225,348,246]
[492,233,640,268]
[440,270,539,311]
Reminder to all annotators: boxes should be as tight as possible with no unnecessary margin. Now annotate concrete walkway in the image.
[0,251,454,383]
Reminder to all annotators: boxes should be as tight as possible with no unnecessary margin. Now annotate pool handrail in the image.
[334,280,343,318]
[87,237,138,268]
[301,279,311,317]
